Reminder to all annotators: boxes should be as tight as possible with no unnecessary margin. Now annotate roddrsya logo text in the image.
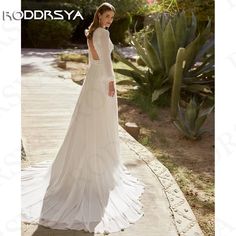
[2,10,84,20]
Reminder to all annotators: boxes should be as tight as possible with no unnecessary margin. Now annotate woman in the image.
[21,2,145,234]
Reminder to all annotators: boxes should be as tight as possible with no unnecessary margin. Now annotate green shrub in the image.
[110,14,132,45]
[22,0,152,46]
[27,19,73,48]
[177,0,214,21]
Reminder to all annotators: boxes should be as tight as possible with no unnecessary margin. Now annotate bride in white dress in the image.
[21,2,145,234]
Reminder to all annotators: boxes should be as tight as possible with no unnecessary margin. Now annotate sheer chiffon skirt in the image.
[21,63,145,233]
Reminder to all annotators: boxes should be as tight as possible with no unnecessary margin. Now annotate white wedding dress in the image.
[21,27,145,234]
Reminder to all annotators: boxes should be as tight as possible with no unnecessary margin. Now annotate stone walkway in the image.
[21,49,204,236]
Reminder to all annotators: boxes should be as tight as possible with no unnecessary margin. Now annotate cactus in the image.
[170,47,186,120]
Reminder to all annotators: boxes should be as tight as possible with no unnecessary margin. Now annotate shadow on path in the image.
[32,225,94,236]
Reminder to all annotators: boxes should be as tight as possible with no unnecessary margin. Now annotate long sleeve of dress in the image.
[96,28,115,82]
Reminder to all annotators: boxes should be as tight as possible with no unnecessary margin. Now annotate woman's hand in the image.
[108,81,115,97]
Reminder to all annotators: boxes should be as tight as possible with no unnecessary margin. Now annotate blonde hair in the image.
[85,2,116,40]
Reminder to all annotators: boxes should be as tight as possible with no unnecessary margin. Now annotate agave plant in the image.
[168,20,214,99]
[170,47,214,139]
[113,11,214,104]
[173,97,214,140]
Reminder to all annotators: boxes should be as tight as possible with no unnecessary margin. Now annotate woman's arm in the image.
[108,80,115,97]
[97,28,115,97]
[98,28,115,82]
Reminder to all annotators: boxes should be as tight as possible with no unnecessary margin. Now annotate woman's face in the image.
[98,10,115,28]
